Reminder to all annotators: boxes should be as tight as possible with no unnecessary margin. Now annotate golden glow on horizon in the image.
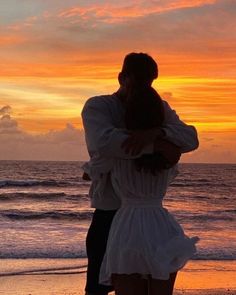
[2,75,235,135]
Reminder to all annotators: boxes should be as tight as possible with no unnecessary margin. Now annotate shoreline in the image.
[0,259,236,294]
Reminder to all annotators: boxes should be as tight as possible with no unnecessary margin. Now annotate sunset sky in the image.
[0,0,235,162]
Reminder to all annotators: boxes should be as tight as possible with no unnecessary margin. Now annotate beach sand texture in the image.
[1,260,236,295]
[0,273,236,295]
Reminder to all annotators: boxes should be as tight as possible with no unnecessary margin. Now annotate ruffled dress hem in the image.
[99,235,199,285]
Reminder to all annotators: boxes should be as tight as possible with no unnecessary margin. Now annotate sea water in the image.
[0,161,235,275]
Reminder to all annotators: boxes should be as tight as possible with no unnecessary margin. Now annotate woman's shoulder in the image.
[111,159,178,197]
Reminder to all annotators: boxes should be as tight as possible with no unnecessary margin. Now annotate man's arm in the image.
[82,96,198,159]
[120,101,199,156]
[162,101,199,153]
[81,96,153,159]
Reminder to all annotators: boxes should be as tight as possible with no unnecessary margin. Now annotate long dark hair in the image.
[125,86,164,130]
[124,86,169,174]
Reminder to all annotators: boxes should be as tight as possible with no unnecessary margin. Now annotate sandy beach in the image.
[0,272,236,295]
[0,260,235,295]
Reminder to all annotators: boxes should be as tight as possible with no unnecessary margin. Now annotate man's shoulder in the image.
[161,99,170,109]
[84,94,117,107]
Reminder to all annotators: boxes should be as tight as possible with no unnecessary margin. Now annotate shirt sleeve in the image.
[81,97,153,159]
[162,100,199,153]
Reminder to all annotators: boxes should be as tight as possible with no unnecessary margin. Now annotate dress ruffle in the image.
[99,206,199,285]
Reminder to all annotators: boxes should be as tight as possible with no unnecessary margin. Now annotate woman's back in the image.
[111,159,178,201]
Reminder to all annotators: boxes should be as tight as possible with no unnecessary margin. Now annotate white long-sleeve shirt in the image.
[82,93,199,210]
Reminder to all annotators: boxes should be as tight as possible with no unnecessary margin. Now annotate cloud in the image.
[1,0,235,79]
[57,0,217,24]
[0,107,235,163]
[0,105,11,115]
[0,114,18,131]
[0,106,22,135]
[0,109,88,161]
[32,123,85,145]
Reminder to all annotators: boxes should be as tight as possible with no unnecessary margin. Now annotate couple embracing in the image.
[82,52,199,295]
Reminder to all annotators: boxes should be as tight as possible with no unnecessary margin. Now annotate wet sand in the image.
[0,272,236,295]
[0,260,235,295]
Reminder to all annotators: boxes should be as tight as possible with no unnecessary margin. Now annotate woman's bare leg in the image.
[149,272,177,295]
[112,274,148,295]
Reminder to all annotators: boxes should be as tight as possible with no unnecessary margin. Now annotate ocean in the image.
[0,161,235,276]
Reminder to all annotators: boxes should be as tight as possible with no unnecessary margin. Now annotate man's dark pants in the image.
[85,209,117,295]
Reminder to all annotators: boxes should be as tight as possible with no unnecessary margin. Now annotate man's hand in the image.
[154,139,181,165]
[121,128,164,156]
[82,172,91,181]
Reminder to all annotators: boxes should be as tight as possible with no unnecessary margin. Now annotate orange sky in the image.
[0,0,235,162]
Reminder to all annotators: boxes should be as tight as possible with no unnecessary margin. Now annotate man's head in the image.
[119,52,158,87]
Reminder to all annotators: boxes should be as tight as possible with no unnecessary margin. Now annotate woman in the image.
[98,84,199,295]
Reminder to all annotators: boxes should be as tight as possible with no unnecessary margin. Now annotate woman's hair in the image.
[124,86,169,174]
[125,86,164,130]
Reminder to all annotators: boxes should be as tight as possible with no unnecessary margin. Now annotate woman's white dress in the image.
[99,160,199,285]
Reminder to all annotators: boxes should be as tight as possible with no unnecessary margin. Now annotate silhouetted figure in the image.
[82,52,199,295]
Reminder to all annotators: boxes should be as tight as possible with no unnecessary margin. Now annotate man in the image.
[82,53,199,295]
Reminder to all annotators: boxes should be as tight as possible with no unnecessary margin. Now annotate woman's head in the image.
[124,86,168,174]
[120,53,169,173]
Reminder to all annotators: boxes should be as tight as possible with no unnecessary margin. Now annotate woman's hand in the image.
[82,172,91,181]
